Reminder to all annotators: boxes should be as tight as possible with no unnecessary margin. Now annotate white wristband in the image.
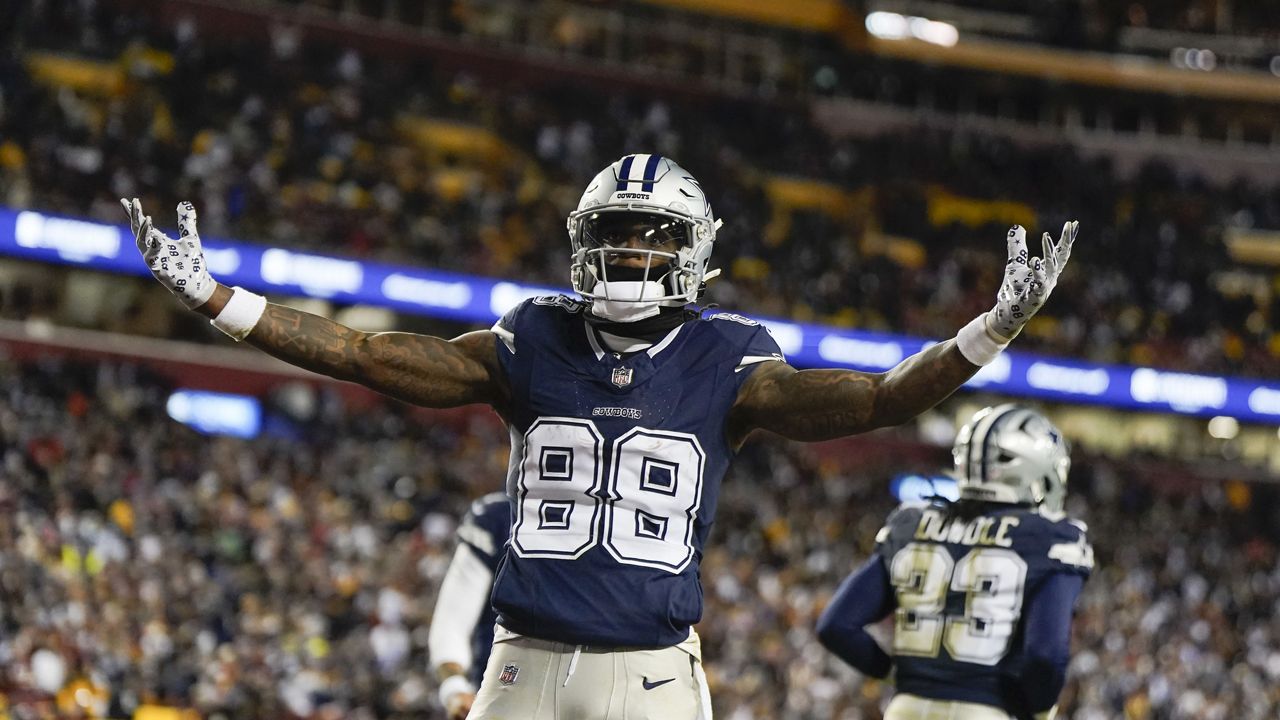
[956,313,1009,366]
[211,287,267,341]
[438,674,476,708]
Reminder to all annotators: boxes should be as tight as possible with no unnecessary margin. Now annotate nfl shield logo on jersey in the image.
[611,366,633,388]
[499,664,520,686]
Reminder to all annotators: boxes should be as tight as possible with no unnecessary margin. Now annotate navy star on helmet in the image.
[567,154,720,307]
[952,404,1071,517]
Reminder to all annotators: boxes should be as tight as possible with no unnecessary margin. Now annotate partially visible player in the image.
[817,405,1093,720]
[428,492,511,720]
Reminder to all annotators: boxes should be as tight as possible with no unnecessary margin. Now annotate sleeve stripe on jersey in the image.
[458,521,497,556]
[1048,536,1095,570]
[734,354,786,372]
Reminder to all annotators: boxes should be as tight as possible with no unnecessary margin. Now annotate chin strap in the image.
[584,305,699,344]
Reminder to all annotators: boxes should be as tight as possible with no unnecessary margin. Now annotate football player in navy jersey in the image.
[817,405,1094,720]
[428,492,511,719]
[123,153,1078,719]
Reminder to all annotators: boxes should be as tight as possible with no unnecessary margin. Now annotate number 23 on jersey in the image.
[890,542,1028,665]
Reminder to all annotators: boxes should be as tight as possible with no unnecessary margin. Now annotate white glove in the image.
[122,198,217,308]
[985,221,1077,341]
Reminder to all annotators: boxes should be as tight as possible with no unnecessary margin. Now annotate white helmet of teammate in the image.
[566,154,720,321]
[952,404,1071,517]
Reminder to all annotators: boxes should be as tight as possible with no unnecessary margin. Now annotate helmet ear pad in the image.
[679,230,716,296]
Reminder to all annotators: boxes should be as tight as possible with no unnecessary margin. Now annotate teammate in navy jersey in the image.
[428,493,511,719]
[817,405,1094,720]
[125,152,1078,719]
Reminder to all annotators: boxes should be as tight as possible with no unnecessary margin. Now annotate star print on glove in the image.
[122,198,217,309]
[985,221,1077,341]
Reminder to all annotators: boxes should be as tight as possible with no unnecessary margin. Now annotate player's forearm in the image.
[198,285,496,407]
[197,283,372,381]
[870,339,980,427]
[243,302,374,382]
[194,283,235,318]
[754,341,978,441]
[816,558,895,678]
[1019,574,1084,714]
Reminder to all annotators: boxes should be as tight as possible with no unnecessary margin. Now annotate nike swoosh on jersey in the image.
[642,677,676,690]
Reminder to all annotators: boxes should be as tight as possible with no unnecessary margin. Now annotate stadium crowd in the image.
[2,3,1280,380]
[2,355,1280,719]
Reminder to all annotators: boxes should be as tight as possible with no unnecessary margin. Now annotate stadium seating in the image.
[4,3,1278,378]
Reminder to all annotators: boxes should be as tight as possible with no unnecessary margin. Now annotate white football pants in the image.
[885,693,1012,720]
[468,626,711,720]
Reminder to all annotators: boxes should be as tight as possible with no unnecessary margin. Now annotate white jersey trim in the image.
[646,325,684,357]
[734,353,785,372]
[585,324,607,360]
[491,321,516,354]
[457,519,497,557]
[1048,534,1095,570]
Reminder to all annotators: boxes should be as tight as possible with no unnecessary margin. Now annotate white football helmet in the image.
[952,404,1071,516]
[566,154,719,321]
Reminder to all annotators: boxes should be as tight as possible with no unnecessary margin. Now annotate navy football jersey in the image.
[489,296,784,647]
[874,501,1093,708]
[455,492,512,683]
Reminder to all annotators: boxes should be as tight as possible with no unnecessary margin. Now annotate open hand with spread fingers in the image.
[121,198,217,309]
[985,221,1078,342]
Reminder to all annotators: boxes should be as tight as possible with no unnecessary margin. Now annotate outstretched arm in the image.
[126,199,507,410]
[729,341,977,443]
[728,223,1077,446]
[200,284,506,408]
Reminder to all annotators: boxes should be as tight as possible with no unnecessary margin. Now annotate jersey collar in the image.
[585,324,685,360]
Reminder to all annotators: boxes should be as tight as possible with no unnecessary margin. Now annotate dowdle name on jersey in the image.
[909,507,1020,547]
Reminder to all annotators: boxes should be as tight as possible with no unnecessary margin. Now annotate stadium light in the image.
[891,474,960,502]
[166,390,262,438]
[1171,47,1217,72]
[1207,415,1239,440]
[865,11,909,40]
[865,12,958,48]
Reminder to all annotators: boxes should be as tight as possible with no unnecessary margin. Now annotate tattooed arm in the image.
[123,199,506,410]
[726,340,978,447]
[197,284,507,410]
[726,222,1081,447]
